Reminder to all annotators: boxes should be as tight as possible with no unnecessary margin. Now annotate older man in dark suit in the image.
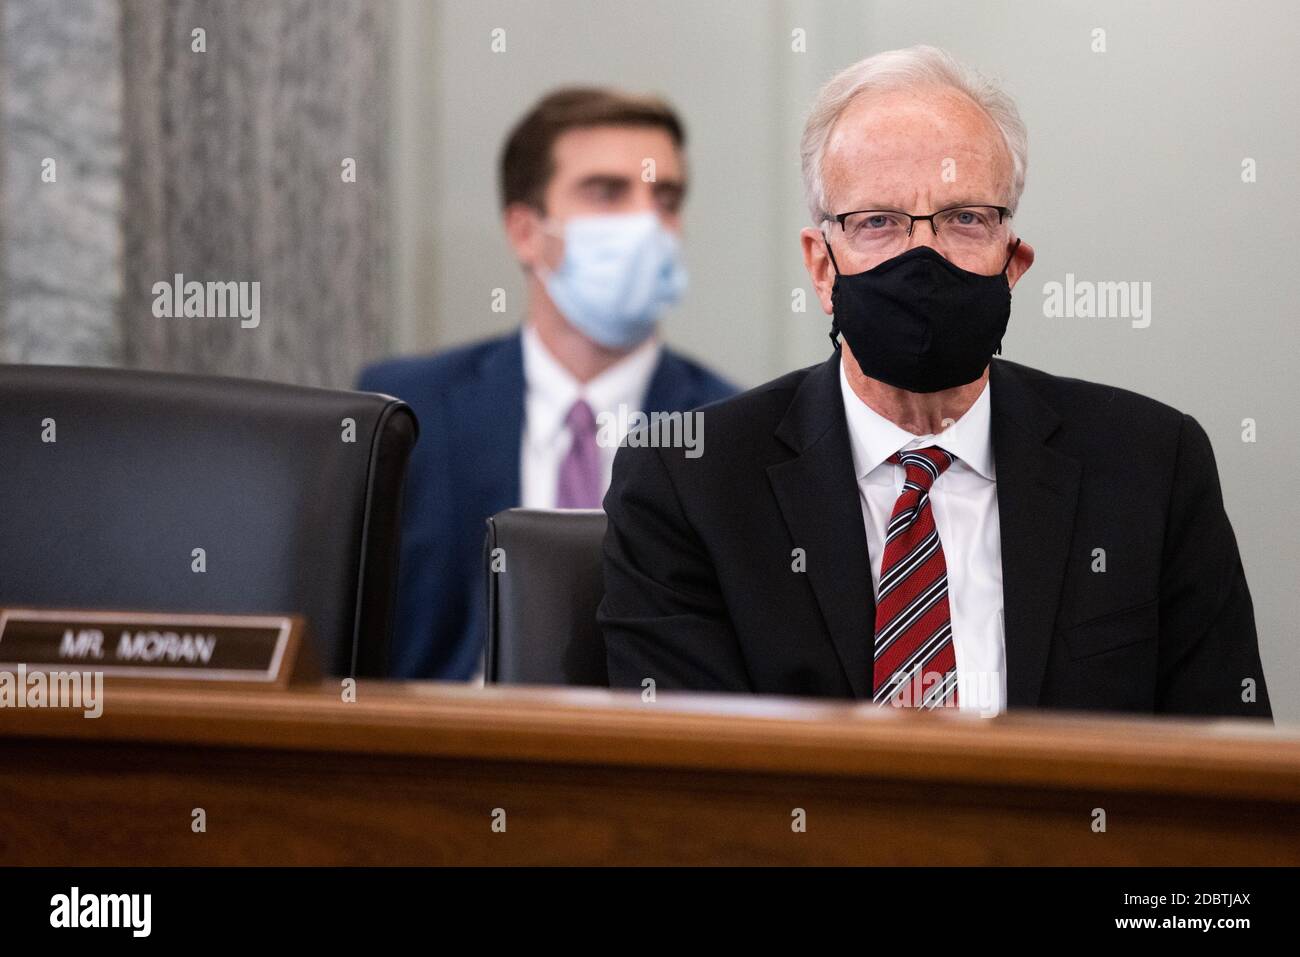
[598,47,1271,719]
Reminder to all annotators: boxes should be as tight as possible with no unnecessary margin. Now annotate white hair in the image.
[799,45,1028,224]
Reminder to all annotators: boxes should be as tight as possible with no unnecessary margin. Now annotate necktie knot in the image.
[556,399,602,509]
[887,445,953,492]
[565,398,597,436]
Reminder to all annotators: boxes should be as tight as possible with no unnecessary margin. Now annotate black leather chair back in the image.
[0,364,417,677]
[484,508,608,686]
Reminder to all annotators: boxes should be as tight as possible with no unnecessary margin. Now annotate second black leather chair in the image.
[484,508,608,687]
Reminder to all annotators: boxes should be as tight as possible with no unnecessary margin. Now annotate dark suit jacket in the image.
[599,350,1272,719]
[358,330,737,679]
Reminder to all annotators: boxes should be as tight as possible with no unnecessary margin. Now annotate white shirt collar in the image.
[837,353,995,481]
[521,323,662,448]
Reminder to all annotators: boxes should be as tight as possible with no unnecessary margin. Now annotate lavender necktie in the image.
[555,399,602,508]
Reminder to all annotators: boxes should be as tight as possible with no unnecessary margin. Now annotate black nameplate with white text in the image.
[0,609,306,685]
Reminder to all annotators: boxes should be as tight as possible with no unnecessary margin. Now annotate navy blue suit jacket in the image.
[357,330,737,679]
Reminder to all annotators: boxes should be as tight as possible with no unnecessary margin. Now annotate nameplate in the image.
[0,608,311,687]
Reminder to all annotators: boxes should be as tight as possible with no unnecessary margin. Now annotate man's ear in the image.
[503,202,545,270]
[1006,237,1035,291]
[801,225,836,315]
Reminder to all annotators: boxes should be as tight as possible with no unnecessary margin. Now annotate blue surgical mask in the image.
[538,211,688,349]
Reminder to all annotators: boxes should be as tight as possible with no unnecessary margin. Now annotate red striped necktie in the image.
[872,446,959,709]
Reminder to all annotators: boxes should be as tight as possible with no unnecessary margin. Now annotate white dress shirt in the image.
[520,323,662,510]
[838,355,1006,716]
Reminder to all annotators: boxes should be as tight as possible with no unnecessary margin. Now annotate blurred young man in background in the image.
[359,88,736,681]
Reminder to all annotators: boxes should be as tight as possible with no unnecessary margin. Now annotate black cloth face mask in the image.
[825,238,1021,393]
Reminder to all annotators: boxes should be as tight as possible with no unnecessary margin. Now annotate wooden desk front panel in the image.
[1,683,1297,865]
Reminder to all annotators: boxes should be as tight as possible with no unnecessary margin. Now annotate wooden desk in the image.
[2,682,1297,864]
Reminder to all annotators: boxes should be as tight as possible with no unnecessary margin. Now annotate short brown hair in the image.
[499,87,686,211]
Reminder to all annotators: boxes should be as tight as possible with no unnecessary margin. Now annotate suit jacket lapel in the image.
[988,358,1081,708]
[643,351,679,412]
[767,352,873,698]
[449,332,525,517]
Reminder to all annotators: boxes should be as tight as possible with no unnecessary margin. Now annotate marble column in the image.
[0,0,124,365]
[0,0,390,387]
[118,0,391,387]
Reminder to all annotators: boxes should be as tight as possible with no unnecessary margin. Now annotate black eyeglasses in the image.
[827,204,1011,259]
[832,204,1010,234]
